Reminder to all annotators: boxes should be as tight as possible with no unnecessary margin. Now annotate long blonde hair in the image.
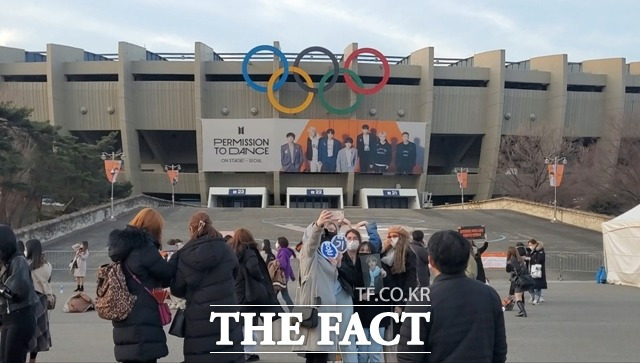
[382,232,410,274]
[129,208,164,248]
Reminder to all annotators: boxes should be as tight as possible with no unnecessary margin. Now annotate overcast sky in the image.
[1,0,638,63]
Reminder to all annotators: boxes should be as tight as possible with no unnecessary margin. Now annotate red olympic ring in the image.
[343,48,390,95]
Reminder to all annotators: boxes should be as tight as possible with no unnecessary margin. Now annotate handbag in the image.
[158,301,172,326]
[292,306,319,328]
[243,266,269,304]
[292,269,320,329]
[125,265,172,326]
[531,264,543,279]
[169,308,186,337]
[169,258,211,338]
[515,263,534,289]
[69,258,78,274]
[46,294,57,310]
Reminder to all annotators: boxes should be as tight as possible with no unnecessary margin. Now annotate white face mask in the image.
[391,237,399,247]
[347,241,359,251]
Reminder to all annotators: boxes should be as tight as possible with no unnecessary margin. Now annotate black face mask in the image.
[322,229,337,241]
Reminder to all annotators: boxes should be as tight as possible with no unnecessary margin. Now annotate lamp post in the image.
[454,167,469,209]
[164,164,181,207]
[101,152,124,220]
[545,156,567,223]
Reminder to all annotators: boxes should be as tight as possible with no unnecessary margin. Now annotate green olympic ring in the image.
[317,68,364,115]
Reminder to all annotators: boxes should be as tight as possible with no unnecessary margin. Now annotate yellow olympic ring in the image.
[267,66,314,114]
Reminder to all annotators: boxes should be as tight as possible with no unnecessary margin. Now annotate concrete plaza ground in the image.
[45,206,603,255]
[37,206,638,362]
[40,280,640,362]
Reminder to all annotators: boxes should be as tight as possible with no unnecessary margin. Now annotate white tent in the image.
[602,204,640,288]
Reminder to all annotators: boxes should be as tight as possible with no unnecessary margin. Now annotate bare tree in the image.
[494,127,587,204]
[580,137,640,215]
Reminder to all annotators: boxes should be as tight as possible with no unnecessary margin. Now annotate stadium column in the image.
[529,55,568,154]
[474,50,506,200]
[582,58,626,183]
[409,47,435,196]
[195,42,215,205]
[45,44,84,129]
[116,42,147,194]
[0,46,24,91]
[272,41,282,206]
[344,43,358,207]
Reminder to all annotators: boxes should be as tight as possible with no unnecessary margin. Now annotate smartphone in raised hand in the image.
[330,210,344,222]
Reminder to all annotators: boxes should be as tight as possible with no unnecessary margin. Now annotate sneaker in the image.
[539,297,545,303]
[246,354,260,362]
[528,298,534,303]
[532,300,538,305]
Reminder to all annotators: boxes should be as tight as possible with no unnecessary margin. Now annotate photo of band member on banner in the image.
[201,119,425,174]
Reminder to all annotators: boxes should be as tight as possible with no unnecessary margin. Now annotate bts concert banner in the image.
[201,119,426,174]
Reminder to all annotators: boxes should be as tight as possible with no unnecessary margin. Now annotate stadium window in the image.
[133,74,195,81]
[625,87,640,94]
[66,74,118,82]
[505,82,548,91]
[3,75,47,82]
[567,84,604,92]
[433,79,488,87]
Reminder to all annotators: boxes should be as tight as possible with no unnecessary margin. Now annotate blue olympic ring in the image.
[242,45,289,93]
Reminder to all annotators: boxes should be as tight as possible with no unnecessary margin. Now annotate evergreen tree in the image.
[0,102,132,228]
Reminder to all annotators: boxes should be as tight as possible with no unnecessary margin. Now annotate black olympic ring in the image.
[293,46,340,94]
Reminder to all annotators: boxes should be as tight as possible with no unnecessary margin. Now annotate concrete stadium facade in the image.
[1,42,639,207]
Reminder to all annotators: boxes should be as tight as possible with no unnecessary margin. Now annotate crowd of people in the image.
[0,207,549,363]
[0,227,54,363]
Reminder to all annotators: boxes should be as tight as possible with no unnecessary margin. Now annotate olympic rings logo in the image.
[242,45,390,115]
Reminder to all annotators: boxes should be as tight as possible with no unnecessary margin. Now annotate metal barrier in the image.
[45,250,604,281]
[545,252,603,280]
[45,251,111,272]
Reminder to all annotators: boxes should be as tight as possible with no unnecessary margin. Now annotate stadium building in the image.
[1,42,638,209]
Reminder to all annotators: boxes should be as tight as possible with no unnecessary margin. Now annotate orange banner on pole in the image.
[167,170,179,184]
[456,171,468,189]
[104,160,122,183]
[548,164,565,187]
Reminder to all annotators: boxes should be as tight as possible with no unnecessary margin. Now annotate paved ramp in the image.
[45,206,603,253]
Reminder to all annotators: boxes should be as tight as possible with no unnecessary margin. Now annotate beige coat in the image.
[465,253,477,279]
[294,222,339,356]
[31,261,53,295]
[73,251,88,277]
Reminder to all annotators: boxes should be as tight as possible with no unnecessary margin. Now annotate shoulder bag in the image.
[169,265,211,338]
[292,261,319,329]
[125,265,172,326]
[530,264,543,279]
[515,262,534,289]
